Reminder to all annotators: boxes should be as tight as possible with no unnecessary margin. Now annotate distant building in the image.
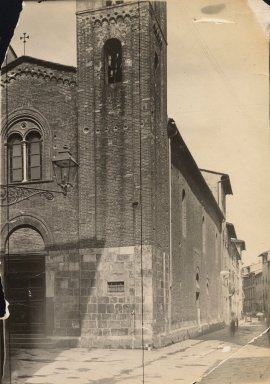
[4,46,17,65]
[259,251,270,313]
[200,170,232,217]
[242,263,263,314]
[200,171,245,324]
[242,267,255,314]
[254,271,263,313]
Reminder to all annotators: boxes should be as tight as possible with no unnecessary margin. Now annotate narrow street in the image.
[5,321,270,384]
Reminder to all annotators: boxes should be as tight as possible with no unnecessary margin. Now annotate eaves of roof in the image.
[168,118,224,223]
[1,55,77,75]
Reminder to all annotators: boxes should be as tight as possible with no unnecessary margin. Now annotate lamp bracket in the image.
[0,185,65,207]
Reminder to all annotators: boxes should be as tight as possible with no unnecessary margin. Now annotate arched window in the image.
[154,52,159,72]
[8,134,23,182]
[181,189,187,238]
[206,277,209,296]
[26,131,42,181]
[7,130,42,183]
[104,38,122,84]
[196,271,200,301]
[202,216,206,254]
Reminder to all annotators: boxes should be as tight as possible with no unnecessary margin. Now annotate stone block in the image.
[82,254,96,263]
[109,296,118,303]
[111,328,129,336]
[98,304,106,313]
[115,304,123,313]
[98,296,109,304]
[107,304,115,313]
[87,304,97,313]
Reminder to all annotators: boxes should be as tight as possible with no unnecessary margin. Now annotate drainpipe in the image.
[168,136,172,334]
[167,119,178,334]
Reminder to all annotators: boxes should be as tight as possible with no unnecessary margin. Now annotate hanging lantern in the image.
[52,151,78,196]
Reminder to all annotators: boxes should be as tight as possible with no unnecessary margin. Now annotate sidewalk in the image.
[4,323,268,384]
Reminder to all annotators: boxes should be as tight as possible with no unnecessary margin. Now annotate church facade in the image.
[1,1,239,349]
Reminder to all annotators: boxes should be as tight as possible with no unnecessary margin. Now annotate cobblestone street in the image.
[4,321,270,384]
[197,323,270,384]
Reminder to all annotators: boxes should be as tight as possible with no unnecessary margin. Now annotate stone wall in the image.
[79,245,153,348]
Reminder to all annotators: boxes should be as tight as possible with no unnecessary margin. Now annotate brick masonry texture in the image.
[1,1,226,349]
[171,163,222,328]
[1,58,80,339]
[76,1,169,249]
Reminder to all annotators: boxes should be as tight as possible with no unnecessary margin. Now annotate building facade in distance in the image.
[259,251,270,314]
[200,171,245,324]
[242,263,263,315]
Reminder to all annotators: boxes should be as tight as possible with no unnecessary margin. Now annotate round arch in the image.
[6,226,45,254]
[1,108,53,182]
[3,219,49,335]
[1,107,52,141]
[1,214,54,253]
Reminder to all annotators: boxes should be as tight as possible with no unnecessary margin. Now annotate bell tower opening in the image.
[104,38,122,84]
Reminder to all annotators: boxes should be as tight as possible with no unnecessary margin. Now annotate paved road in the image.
[197,323,270,384]
[4,322,269,384]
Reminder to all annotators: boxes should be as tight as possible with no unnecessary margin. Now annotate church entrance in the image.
[5,227,46,335]
[5,254,45,334]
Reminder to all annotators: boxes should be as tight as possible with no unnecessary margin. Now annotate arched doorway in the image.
[5,226,46,335]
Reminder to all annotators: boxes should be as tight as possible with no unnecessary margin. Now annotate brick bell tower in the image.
[76,0,170,348]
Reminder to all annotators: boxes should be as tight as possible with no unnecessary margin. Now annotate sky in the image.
[10,0,270,265]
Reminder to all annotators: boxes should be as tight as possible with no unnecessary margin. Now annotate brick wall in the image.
[76,1,169,248]
[170,136,223,334]
[1,58,80,338]
[76,0,169,347]
[7,227,45,253]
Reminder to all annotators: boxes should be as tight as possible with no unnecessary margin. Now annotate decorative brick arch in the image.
[1,107,52,140]
[1,108,53,181]
[1,214,54,253]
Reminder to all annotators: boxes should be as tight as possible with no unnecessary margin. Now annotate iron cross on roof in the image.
[20,32,29,56]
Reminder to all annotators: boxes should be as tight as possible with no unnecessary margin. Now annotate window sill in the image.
[7,179,54,186]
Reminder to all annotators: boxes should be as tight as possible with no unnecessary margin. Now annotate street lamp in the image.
[52,150,78,196]
[0,151,78,206]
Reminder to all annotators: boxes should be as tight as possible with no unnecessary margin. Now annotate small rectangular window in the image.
[107,281,124,293]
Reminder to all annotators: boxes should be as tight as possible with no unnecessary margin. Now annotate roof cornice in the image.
[168,118,225,223]
[1,56,77,87]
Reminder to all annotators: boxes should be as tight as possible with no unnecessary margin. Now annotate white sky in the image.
[10,0,270,265]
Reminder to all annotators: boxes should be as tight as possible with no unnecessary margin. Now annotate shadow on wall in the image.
[3,234,105,337]
[3,235,106,382]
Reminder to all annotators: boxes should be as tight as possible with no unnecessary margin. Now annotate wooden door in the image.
[5,254,45,335]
